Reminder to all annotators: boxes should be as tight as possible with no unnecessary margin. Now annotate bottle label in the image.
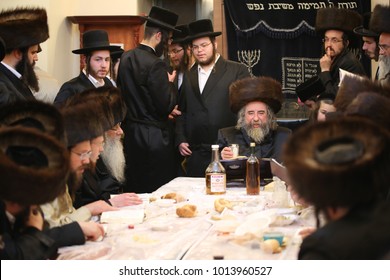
[210,174,226,192]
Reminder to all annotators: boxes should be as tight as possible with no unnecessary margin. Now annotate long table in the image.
[57,177,315,260]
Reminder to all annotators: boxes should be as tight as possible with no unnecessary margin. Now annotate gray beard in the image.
[101,136,126,183]
[378,55,390,81]
[245,125,269,144]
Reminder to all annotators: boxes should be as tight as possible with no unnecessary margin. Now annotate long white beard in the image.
[378,55,390,82]
[101,136,126,183]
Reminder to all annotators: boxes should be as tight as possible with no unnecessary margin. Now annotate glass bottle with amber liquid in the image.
[246,142,260,195]
[205,145,226,195]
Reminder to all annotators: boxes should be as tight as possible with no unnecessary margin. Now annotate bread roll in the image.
[214,198,233,213]
[176,204,197,218]
[162,192,185,202]
[261,239,281,254]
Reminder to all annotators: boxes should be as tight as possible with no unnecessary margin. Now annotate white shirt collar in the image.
[83,69,105,88]
[1,61,22,79]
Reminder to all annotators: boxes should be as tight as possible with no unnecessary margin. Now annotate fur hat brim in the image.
[0,100,65,143]
[369,5,390,34]
[229,76,283,114]
[0,7,49,50]
[0,127,69,205]
[283,117,390,208]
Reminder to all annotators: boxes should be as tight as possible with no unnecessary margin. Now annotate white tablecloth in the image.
[57,177,315,260]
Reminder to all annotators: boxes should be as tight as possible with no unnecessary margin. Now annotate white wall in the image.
[0,0,387,83]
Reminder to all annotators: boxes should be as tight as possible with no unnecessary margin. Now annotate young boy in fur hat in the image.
[284,117,390,259]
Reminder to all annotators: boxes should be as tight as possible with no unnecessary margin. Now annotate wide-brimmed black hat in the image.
[353,12,379,38]
[295,76,326,102]
[229,76,283,114]
[111,48,124,61]
[141,6,179,32]
[0,100,65,143]
[283,117,390,208]
[0,126,69,205]
[171,24,190,44]
[370,4,390,34]
[187,19,222,42]
[0,36,5,61]
[0,7,49,51]
[72,29,121,54]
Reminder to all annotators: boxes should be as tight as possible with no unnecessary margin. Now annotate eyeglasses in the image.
[168,48,183,56]
[192,42,212,52]
[322,38,343,44]
[71,150,92,161]
[378,44,390,51]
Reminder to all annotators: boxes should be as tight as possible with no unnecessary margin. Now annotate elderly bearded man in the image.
[217,76,291,165]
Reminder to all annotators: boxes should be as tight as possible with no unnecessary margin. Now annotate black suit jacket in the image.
[0,63,35,106]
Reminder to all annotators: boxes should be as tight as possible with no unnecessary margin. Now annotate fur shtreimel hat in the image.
[61,100,106,147]
[283,117,390,209]
[0,126,69,205]
[315,8,362,34]
[345,92,390,129]
[0,100,65,143]
[369,5,390,34]
[334,75,390,112]
[72,30,122,55]
[187,19,222,42]
[65,87,126,129]
[0,36,5,61]
[229,76,283,114]
[141,6,179,32]
[0,7,49,51]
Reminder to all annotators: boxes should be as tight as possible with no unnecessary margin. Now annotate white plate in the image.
[235,216,271,237]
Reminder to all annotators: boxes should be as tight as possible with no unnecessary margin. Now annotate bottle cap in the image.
[250,142,255,147]
[211,144,219,149]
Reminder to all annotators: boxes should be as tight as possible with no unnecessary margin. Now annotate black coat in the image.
[95,157,123,194]
[117,44,178,193]
[175,56,250,176]
[299,201,390,260]
[0,63,35,107]
[0,201,57,259]
[318,49,366,97]
[54,72,114,106]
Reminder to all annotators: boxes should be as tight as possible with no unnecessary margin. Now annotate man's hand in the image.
[78,221,105,241]
[109,193,143,207]
[320,48,332,72]
[26,205,44,230]
[179,142,192,156]
[168,70,177,82]
[168,105,181,120]
[85,200,119,216]
[221,146,234,160]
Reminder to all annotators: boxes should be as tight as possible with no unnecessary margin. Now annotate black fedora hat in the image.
[171,24,190,44]
[141,6,179,32]
[354,13,379,38]
[187,19,222,42]
[72,29,121,54]
[0,36,5,61]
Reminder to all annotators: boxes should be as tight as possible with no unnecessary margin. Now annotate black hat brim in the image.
[72,45,122,55]
[187,31,222,42]
[353,26,379,37]
[141,16,180,32]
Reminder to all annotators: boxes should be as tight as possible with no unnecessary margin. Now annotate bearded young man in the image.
[217,76,291,166]
[54,29,120,107]
[0,7,49,106]
[176,19,250,177]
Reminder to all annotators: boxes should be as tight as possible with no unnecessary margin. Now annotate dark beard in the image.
[67,170,83,197]
[15,52,39,92]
